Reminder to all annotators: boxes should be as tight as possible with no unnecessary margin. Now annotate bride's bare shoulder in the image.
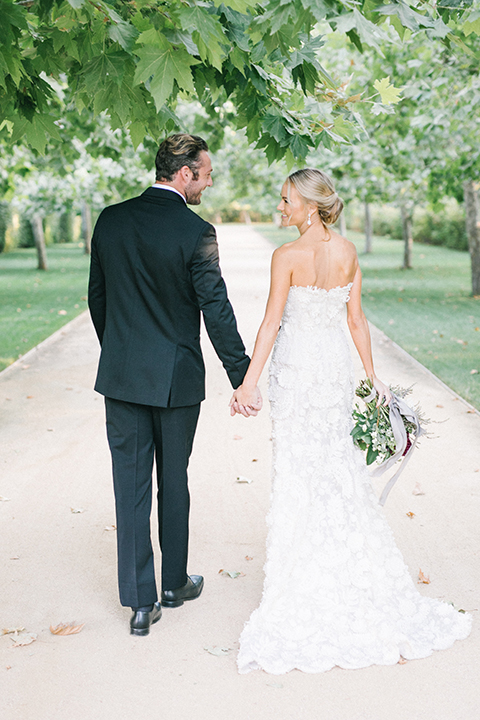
[272,239,300,259]
[330,230,357,255]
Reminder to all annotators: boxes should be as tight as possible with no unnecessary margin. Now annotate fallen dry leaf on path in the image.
[412,482,425,496]
[218,569,245,579]
[245,556,253,561]
[204,646,231,656]
[398,657,408,665]
[10,631,37,648]
[50,622,85,636]
[406,512,415,519]
[2,627,25,635]
[418,569,431,584]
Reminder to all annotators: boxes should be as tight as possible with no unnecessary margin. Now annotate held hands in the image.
[372,375,392,406]
[229,385,263,418]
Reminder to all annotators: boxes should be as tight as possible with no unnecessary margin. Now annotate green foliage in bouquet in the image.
[351,379,425,466]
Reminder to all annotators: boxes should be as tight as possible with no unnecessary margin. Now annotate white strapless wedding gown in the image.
[237,284,471,674]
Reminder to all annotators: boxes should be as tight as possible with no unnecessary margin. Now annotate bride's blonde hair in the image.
[287,168,343,226]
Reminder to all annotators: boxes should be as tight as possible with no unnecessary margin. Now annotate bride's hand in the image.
[229,385,263,418]
[372,376,391,406]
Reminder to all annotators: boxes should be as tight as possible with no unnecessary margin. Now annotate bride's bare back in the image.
[281,227,358,291]
[230,170,391,417]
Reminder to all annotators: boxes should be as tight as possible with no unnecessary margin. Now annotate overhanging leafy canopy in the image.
[0,0,478,161]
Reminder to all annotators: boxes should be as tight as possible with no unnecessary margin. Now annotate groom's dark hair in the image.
[155,133,208,182]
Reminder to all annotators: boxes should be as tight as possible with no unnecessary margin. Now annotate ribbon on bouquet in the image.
[363,388,425,506]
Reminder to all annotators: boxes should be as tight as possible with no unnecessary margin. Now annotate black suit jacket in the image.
[88,188,250,407]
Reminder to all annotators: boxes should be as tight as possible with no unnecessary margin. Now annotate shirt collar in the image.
[152,183,186,203]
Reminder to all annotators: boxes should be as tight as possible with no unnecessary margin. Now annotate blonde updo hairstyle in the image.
[287,168,343,227]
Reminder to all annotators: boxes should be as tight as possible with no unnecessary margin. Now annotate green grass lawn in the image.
[256,224,480,410]
[0,244,90,371]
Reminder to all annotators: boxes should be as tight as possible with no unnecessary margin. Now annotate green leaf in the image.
[336,9,389,55]
[285,147,295,172]
[107,17,139,52]
[136,29,168,48]
[194,32,224,71]
[332,115,357,142]
[287,35,325,69]
[373,77,403,105]
[163,29,199,56]
[212,0,257,11]
[301,0,330,23]
[229,47,247,76]
[289,133,311,159]
[178,4,226,54]
[81,53,125,97]
[462,9,480,36]
[366,445,378,465]
[0,0,27,35]
[12,115,58,154]
[3,50,24,87]
[36,114,62,142]
[377,3,436,32]
[134,45,197,112]
[448,34,478,58]
[262,112,289,143]
[128,120,146,149]
[0,52,9,90]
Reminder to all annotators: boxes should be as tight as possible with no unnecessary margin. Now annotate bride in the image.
[230,168,471,674]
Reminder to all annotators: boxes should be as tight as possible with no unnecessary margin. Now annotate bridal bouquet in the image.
[351,379,429,505]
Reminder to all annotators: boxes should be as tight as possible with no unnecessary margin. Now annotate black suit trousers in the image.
[105,397,201,608]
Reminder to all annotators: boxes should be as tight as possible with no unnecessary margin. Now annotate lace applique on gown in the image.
[237,285,471,675]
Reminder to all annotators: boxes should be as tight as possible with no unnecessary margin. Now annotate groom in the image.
[88,133,261,635]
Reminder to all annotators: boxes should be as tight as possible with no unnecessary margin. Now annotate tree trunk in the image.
[464,180,480,296]
[81,201,92,255]
[338,210,347,237]
[400,205,413,269]
[31,214,48,271]
[364,202,373,253]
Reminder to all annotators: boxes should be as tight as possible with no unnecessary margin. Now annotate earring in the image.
[307,213,312,226]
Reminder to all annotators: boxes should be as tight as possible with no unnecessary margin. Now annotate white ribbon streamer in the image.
[363,389,425,506]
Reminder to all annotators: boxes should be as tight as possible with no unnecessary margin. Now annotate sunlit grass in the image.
[256,224,480,409]
[0,244,90,372]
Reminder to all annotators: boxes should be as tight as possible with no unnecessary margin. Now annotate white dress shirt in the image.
[152,183,186,203]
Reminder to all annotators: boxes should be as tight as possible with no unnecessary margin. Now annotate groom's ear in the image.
[177,165,193,183]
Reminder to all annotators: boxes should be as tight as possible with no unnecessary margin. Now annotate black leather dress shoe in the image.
[161,575,204,608]
[130,601,162,636]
